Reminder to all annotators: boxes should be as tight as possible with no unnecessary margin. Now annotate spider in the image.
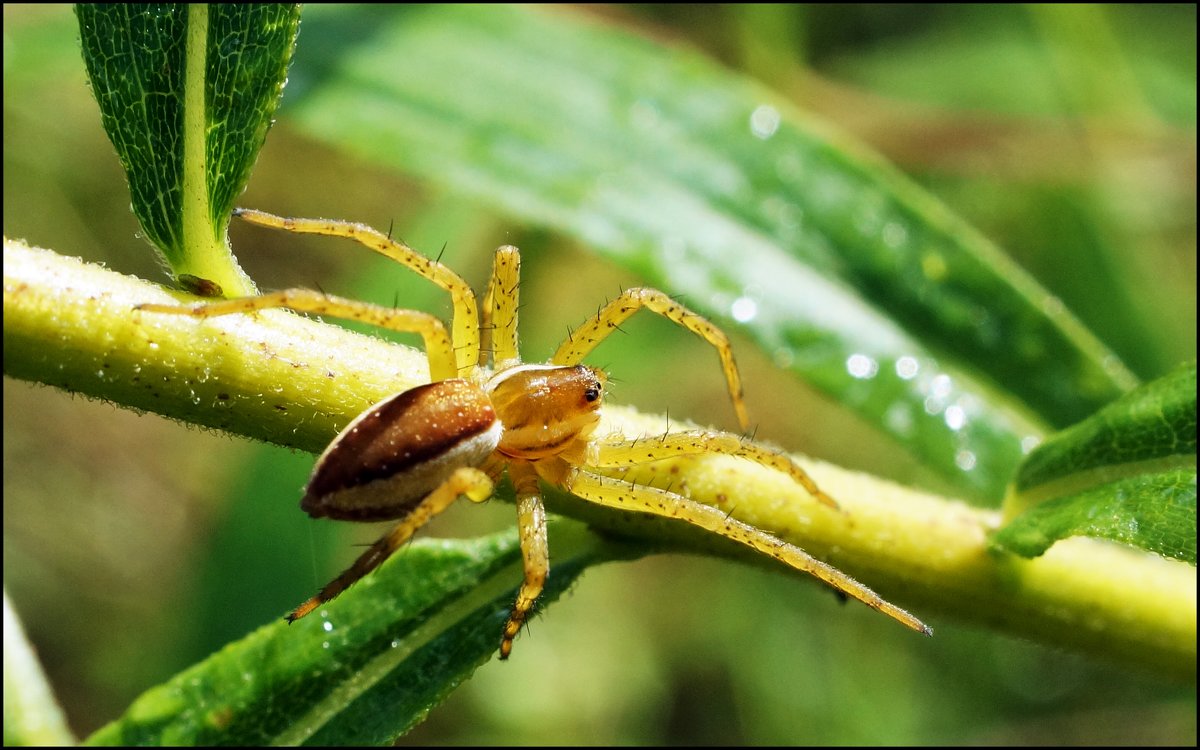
[137,208,931,658]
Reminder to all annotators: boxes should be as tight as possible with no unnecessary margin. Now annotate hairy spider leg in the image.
[137,290,459,382]
[288,466,494,621]
[500,462,550,659]
[556,466,932,636]
[234,208,482,375]
[591,432,839,510]
[552,289,750,432]
[480,245,522,370]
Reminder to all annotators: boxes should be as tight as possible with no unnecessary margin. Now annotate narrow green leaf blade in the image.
[302,526,606,746]
[75,3,299,296]
[996,363,1197,562]
[282,5,1136,501]
[84,522,613,746]
[204,5,300,234]
[75,4,187,258]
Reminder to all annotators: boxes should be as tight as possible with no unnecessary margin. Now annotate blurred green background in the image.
[3,3,1194,744]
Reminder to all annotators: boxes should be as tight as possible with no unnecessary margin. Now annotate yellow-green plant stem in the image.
[4,238,1195,680]
[3,238,420,452]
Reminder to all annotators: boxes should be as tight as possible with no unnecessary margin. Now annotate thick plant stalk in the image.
[4,238,1195,679]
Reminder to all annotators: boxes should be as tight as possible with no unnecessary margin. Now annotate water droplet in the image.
[749,104,781,139]
[730,296,758,323]
[775,149,806,182]
[854,196,886,237]
[1101,355,1129,380]
[882,222,908,249]
[930,374,953,398]
[895,356,919,380]
[760,196,803,234]
[322,620,334,632]
[1041,295,1065,316]
[944,404,966,431]
[921,252,948,281]
[629,99,661,132]
[846,353,879,379]
[924,374,953,415]
[884,402,914,437]
[955,450,977,471]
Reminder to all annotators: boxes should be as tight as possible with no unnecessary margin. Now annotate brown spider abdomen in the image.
[302,379,502,521]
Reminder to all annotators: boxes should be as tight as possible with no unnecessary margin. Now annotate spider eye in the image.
[584,386,601,403]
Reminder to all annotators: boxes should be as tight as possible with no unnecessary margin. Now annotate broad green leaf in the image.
[281,4,1138,502]
[75,3,299,296]
[995,363,1197,562]
[85,522,617,746]
[823,5,1197,379]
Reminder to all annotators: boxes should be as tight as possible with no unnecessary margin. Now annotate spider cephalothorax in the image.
[137,208,930,658]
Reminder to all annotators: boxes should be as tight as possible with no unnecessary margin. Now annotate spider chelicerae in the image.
[137,208,930,658]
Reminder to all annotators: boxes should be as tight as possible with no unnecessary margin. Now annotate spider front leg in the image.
[499,462,550,659]
[136,289,459,381]
[590,431,839,509]
[480,245,522,370]
[234,208,482,375]
[555,466,931,636]
[553,288,749,431]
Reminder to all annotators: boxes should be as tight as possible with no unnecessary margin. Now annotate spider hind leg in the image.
[136,289,459,382]
[233,208,482,375]
[288,466,493,622]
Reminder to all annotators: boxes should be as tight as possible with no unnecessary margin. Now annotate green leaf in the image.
[4,591,76,747]
[995,363,1197,562]
[1016,362,1197,491]
[84,521,617,746]
[75,3,300,296]
[281,4,1138,502]
[994,469,1196,563]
